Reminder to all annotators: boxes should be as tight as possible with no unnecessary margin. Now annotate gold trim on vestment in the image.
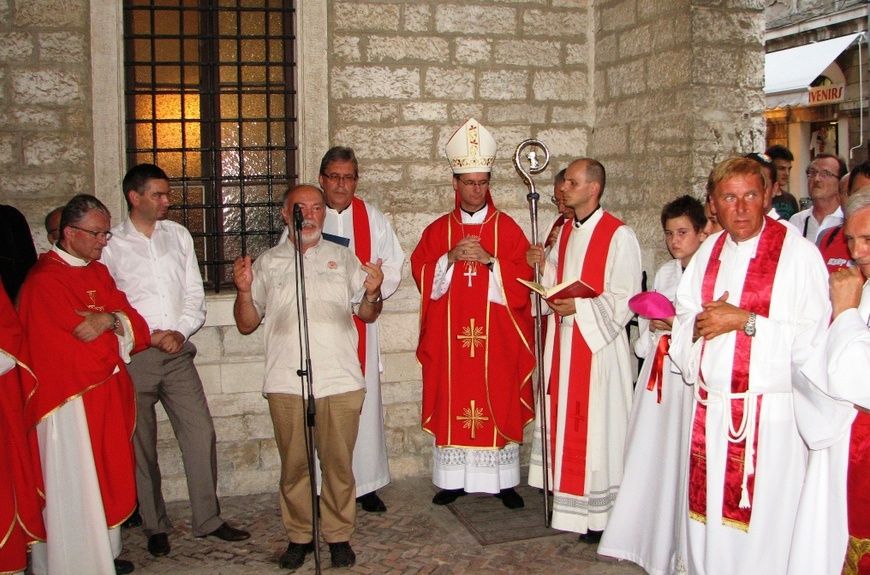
[431,440,524,450]
[0,348,38,404]
[843,534,870,575]
[418,265,432,430]
[447,223,453,445]
[109,507,138,530]
[0,511,14,550]
[721,516,749,532]
[0,498,45,550]
[29,373,115,426]
[689,507,751,533]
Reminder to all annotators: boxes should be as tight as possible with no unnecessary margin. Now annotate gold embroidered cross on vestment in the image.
[456,399,489,439]
[457,317,486,358]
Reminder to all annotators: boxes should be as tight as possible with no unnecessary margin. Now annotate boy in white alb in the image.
[598,195,707,573]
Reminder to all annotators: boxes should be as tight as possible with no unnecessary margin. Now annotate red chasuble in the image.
[412,207,535,449]
[547,212,623,496]
[17,251,151,527]
[689,217,786,530]
[0,289,45,573]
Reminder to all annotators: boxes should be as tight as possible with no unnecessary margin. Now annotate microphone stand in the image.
[513,139,552,527]
[292,204,322,574]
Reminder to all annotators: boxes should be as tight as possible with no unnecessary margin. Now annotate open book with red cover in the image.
[517,277,599,301]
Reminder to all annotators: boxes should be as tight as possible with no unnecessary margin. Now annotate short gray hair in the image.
[60,194,110,239]
[844,187,870,219]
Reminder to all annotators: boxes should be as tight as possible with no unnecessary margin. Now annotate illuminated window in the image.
[124,0,296,290]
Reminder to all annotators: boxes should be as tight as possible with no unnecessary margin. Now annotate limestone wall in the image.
[0,0,94,239]
[591,0,766,273]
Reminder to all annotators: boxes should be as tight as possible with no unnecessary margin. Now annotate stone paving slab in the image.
[121,476,643,574]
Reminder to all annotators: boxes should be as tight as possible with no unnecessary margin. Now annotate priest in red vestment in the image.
[0,287,45,574]
[17,194,151,575]
[412,118,535,509]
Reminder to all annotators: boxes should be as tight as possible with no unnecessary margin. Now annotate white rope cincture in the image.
[694,367,759,510]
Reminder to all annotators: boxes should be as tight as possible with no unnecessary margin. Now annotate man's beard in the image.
[298,219,322,245]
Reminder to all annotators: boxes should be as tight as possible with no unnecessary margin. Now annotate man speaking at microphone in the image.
[232,184,384,571]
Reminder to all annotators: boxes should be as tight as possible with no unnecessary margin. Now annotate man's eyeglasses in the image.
[459,179,490,189]
[806,168,838,180]
[323,173,358,184]
[70,226,113,241]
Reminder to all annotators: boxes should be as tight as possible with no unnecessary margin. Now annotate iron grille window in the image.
[123,0,297,291]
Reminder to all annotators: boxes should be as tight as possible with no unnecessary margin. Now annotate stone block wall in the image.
[0,0,94,239]
[590,0,766,273]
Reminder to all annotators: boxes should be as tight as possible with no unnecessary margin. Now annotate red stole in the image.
[349,197,372,374]
[548,211,623,496]
[688,218,786,529]
[846,410,870,574]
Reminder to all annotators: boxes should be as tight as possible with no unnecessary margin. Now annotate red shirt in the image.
[819,225,852,273]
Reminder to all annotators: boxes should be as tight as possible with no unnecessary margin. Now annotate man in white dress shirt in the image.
[789,154,847,242]
[101,164,249,558]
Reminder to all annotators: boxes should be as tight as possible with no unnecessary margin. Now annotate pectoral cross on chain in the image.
[463,262,477,287]
[456,399,489,439]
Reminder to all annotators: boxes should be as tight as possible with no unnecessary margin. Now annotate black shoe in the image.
[357,491,387,513]
[114,559,135,574]
[201,522,250,541]
[578,529,603,544]
[432,488,466,505]
[329,541,356,568]
[495,488,524,509]
[121,507,142,529]
[147,533,170,557]
[279,541,314,571]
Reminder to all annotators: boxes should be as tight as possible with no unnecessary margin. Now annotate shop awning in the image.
[765,32,862,108]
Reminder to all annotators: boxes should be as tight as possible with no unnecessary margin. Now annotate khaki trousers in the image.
[267,389,364,543]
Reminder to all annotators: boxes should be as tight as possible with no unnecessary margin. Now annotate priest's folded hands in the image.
[693,291,753,340]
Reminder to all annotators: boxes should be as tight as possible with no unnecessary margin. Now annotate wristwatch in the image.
[486,256,496,270]
[742,312,756,337]
[365,292,383,304]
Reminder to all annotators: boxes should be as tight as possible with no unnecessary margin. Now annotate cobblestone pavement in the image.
[120,476,643,574]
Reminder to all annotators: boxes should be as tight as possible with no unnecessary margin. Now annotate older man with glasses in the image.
[19,194,155,575]
[313,147,405,514]
[789,153,848,242]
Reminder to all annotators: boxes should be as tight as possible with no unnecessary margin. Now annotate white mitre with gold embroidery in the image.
[445,118,497,174]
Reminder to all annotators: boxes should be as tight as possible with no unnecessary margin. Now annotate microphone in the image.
[293,203,303,230]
